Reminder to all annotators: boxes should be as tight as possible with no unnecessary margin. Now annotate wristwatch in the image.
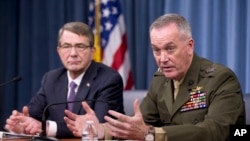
[145,125,155,141]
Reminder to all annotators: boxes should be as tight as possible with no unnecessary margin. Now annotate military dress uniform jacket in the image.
[140,53,245,141]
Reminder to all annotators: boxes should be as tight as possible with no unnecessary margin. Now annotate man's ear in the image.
[187,38,194,55]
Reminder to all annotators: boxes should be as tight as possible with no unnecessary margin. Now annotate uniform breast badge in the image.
[180,86,207,112]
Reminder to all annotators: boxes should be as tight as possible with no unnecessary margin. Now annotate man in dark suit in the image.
[4,22,124,138]
[63,14,245,141]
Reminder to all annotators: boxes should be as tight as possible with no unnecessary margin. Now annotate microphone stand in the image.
[0,76,22,87]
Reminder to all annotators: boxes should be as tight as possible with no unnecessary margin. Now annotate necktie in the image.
[68,81,77,111]
[173,80,180,100]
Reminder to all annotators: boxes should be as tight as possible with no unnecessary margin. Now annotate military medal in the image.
[180,86,207,112]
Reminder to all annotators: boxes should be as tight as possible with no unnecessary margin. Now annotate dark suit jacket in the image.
[140,53,245,141]
[27,61,124,138]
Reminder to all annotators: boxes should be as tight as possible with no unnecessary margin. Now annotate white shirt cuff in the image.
[46,120,57,137]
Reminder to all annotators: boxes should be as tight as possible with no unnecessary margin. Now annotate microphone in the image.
[32,99,116,141]
[0,76,22,87]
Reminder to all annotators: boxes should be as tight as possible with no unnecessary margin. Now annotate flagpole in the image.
[94,0,102,62]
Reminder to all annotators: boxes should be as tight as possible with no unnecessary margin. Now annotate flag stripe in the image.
[102,14,125,66]
[111,34,127,70]
[125,71,134,90]
[89,0,134,90]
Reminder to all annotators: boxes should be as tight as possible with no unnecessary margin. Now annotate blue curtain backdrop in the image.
[0,0,249,128]
[164,0,250,96]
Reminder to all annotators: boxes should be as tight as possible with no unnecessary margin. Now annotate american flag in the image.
[88,0,134,90]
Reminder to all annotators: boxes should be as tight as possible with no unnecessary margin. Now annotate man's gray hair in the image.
[58,22,94,47]
[150,13,192,39]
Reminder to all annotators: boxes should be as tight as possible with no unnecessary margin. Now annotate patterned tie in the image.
[68,81,77,111]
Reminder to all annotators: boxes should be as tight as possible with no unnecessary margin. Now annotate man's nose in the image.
[69,47,78,54]
[160,51,169,61]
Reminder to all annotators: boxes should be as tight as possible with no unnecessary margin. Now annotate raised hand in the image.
[64,101,104,139]
[104,99,148,140]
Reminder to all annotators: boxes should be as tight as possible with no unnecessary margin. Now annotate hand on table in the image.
[5,106,42,135]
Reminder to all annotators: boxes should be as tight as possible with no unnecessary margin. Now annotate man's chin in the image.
[67,65,80,70]
[163,73,177,80]
[67,67,82,72]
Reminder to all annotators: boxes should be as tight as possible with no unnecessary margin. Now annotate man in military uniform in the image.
[64,13,245,141]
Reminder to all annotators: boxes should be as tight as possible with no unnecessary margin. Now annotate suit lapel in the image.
[73,61,97,113]
[162,80,174,114]
[162,80,190,116]
[53,72,68,116]
[171,85,190,115]
[73,79,91,113]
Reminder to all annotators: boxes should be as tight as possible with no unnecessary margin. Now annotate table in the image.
[0,138,81,141]
[0,131,82,141]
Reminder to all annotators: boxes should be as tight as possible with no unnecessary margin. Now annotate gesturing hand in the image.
[104,99,148,140]
[64,101,104,139]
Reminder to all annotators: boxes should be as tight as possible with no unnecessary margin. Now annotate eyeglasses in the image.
[59,43,91,52]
